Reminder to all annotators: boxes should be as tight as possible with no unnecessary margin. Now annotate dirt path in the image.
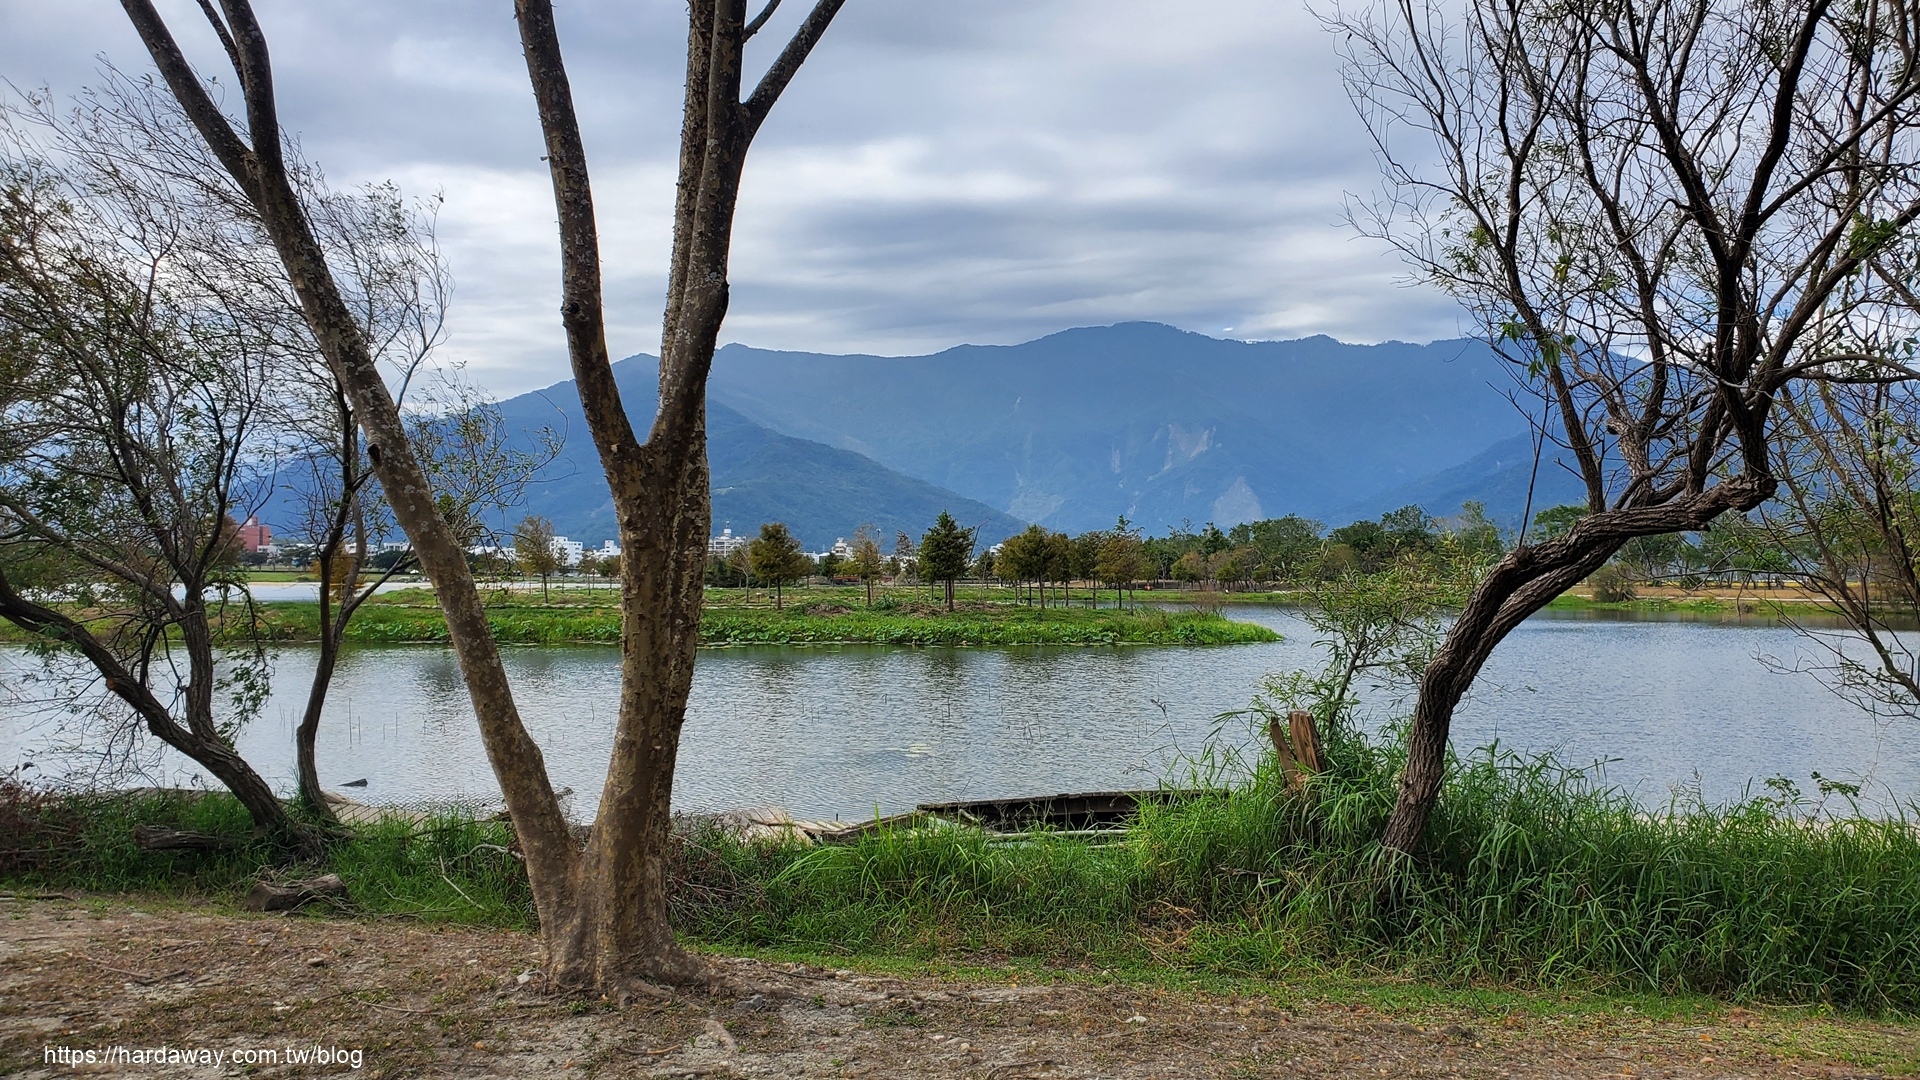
[0,898,1910,1078]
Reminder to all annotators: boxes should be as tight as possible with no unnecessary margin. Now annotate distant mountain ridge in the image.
[490,363,1024,550]
[707,323,1550,534]
[258,323,1580,550]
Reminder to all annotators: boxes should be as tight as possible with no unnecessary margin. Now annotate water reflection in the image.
[2,606,1915,818]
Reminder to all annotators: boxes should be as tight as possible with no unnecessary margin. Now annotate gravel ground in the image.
[0,897,1912,1078]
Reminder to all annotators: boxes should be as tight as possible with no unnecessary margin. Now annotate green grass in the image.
[1545,592,1791,614]
[698,597,1277,646]
[675,728,1920,1012]
[225,590,1279,647]
[0,781,533,929]
[7,721,1917,1012]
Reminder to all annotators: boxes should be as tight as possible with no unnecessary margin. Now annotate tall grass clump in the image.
[681,822,1142,959]
[673,713,1920,1008]
[329,812,535,927]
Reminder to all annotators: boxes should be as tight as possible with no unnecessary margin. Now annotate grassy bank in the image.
[202,590,1279,647]
[678,736,1920,1012]
[7,719,1917,1012]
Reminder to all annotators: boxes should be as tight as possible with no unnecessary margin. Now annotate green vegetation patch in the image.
[674,733,1920,1013]
[228,592,1279,647]
[699,599,1277,646]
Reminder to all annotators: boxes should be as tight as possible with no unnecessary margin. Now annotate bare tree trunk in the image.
[294,640,338,818]
[514,0,847,988]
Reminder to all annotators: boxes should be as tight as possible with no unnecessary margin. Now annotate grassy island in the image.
[210,587,1280,647]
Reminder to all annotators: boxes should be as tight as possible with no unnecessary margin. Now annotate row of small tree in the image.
[703,513,983,610]
[983,521,1151,609]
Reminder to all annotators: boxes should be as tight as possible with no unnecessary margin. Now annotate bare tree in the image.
[115,0,851,990]
[512,0,849,987]
[286,369,554,821]
[1760,376,1920,720]
[118,0,582,974]
[1329,0,1920,852]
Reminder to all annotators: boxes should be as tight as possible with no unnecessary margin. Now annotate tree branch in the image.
[743,0,784,39]
[744,0,846,138]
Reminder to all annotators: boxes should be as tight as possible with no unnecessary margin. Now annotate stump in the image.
[1269,709,1326,794]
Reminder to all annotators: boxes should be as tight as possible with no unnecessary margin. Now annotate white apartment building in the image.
[708,527,748,558]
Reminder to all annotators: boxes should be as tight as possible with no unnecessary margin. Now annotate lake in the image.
[3,606,1916,819]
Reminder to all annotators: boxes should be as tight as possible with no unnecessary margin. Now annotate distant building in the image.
[708,527,747,558]
[596,539,622,560]
[236,516,272,553]
[830,537,854,559]
[551,535,585,568]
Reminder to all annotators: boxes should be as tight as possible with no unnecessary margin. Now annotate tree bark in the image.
[293,641,338,819]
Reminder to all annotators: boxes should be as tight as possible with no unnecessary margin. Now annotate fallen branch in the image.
[244,874,349,912]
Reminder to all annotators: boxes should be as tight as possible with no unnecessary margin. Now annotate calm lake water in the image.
[3,606,1917,819]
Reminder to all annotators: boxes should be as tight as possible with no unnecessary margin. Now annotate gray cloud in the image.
[0,0,1465,397]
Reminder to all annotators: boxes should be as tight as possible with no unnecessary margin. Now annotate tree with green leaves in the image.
[1170,550,1206,586]
[1237,515,1323,583]
[1043,529,1076,606]
[1528,504,1588,543]
[1447,501,1504,560]
[748,522,811,610]
[848,525,884,606]
[1071,531,1105,607]
[515,515,561,601]
[997,524,1049,606]
[918,511,975,611]
[1095,523,1149,611]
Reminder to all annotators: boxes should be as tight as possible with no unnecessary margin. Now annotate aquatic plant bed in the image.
[212,595,1281,647]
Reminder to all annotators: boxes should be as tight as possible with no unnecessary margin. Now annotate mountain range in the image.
[487,362,1025,551]
[703,322,1585,538]
[260,322,1590,551]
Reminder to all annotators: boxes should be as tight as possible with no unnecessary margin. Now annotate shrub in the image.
[1588,563,1638,602]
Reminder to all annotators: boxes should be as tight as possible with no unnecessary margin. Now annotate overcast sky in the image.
[0,0,1464,397]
